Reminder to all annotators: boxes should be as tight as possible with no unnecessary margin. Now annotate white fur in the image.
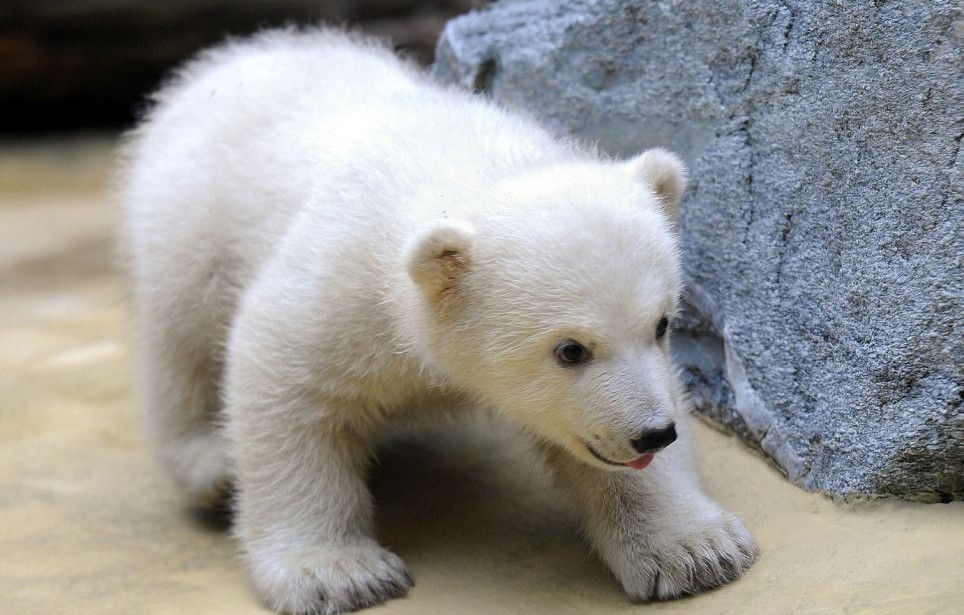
[118,27,757,615]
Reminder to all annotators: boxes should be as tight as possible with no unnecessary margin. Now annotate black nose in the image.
[631,423,677,454]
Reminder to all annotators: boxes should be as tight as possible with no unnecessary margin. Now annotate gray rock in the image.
[434,0,963,501]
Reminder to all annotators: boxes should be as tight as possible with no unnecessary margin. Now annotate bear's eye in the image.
[555,340,591,366]
[655,317,669,340]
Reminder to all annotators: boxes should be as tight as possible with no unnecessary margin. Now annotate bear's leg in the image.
[136,327,230,508]
[541,440,758,601]
[228,391,412,615]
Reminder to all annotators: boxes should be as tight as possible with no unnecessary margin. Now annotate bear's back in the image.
[118,28,576,384]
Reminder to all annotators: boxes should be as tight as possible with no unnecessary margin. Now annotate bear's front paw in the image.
[251,540,414,614]
[613,511,758,601]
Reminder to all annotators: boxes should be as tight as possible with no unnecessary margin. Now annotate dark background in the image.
[0,0,478,133]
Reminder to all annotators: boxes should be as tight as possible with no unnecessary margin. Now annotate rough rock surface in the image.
[434,0,963,500]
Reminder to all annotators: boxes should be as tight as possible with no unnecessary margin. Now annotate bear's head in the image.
[407,148,687,471]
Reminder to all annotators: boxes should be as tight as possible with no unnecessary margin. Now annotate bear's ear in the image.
[407,219,476,306]
[625,148,688,222]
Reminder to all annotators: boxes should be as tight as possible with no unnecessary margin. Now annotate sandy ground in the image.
[1,135,962,615]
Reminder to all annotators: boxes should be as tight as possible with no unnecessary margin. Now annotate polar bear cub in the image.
[119,28,757,615]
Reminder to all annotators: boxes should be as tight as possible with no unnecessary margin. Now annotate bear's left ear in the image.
[407,219,476,307]
[625,148,688,222]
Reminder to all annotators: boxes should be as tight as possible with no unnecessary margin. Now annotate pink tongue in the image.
[626,453,655,470]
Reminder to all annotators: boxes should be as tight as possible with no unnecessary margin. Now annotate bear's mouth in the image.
[585,442,655,470]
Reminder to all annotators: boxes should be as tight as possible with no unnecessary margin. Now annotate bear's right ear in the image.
[406,219,476,306]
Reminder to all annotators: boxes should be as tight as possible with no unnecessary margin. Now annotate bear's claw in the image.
[617,511,758,601]
[253,541,414,614]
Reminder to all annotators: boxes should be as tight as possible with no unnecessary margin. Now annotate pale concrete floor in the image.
[1,135,962,615]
